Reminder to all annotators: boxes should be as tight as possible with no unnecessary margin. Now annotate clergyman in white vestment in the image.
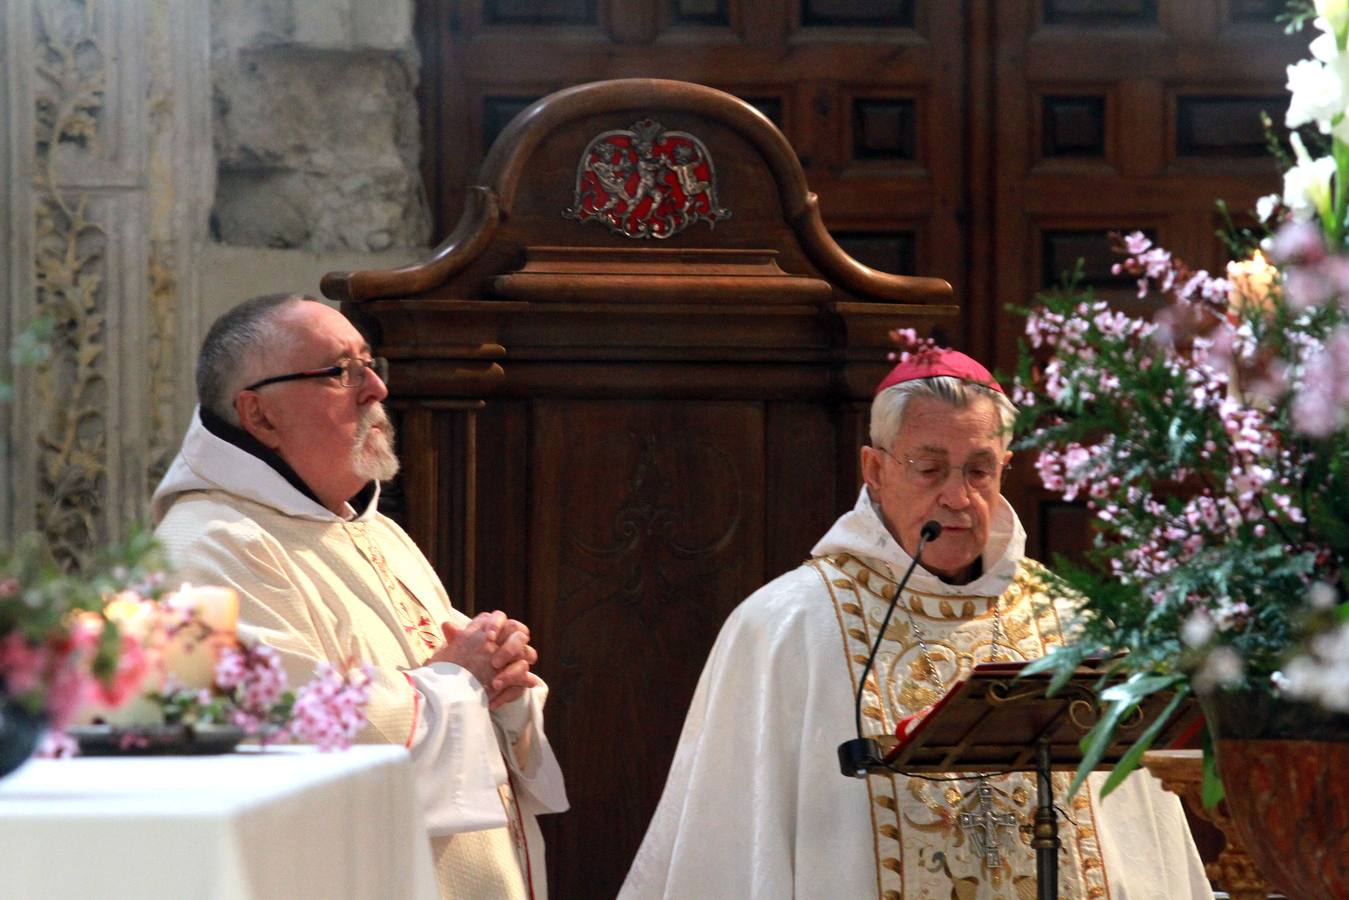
[152,294,568,900]
[620,349,1211,900]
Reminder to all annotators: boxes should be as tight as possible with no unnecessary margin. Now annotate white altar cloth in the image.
[0,744,438,900]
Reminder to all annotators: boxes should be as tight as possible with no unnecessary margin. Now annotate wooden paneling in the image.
[670,0,730,27]
[850,96,919,160]
[1042,0,1157,24]
[1041,95,1107,158]
[530,400,765,894]
[800,0,915,28]
[990,0,1300,559]
[483,0,598,25]
[415,0,969,338]
[833,230,917,275]
[1174,94,1286,158]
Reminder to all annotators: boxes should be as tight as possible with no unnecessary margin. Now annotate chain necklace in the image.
[895,582,1007,691]
[884,568,1015,869]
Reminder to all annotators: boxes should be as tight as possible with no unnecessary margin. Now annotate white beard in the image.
[352,402,400,482]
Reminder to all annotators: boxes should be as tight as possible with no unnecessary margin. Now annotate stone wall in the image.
[210,0,429,252]
[0,0,429,564]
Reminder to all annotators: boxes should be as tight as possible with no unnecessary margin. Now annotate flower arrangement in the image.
[0,531,165,741]
[151,631,374,753]
[87,586,374,754]
[1010,0,1349,801]
[0,534,372,763]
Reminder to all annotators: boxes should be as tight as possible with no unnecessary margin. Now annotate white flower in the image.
[1194,646,1246,693]
[1181,611,1215,647]
[1283,133,1337,222]
[1255,193,1280,223]
[1309,581,1340,609]
[1287,57,1341,132]
[1278,623,1349,713]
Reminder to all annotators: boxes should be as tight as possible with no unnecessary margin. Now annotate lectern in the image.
[844,660,1199,899]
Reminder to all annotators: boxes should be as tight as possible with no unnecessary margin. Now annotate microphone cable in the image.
[837,519,942,777]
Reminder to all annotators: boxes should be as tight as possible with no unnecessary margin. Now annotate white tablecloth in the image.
[0,744,438,900]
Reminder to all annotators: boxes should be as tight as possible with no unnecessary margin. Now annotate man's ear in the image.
[234,391,283,450]
[860,445,884,493]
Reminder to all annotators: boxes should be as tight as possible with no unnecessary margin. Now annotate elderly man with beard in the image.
[152,294,567,900]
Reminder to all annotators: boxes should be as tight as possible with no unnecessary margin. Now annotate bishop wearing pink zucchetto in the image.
[620,346,1211,900]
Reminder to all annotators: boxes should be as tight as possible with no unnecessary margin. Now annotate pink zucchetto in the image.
[874,347,1005,396]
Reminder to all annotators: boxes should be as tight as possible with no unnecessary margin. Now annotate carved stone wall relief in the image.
[3,0,212,567]
[31,0,117,567]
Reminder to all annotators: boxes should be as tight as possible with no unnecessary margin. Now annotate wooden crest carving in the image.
[562,118,730,239]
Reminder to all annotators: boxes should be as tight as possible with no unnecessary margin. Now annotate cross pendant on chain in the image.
[957,779,1018,868]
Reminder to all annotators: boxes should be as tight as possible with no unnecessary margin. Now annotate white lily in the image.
[1255,193,1280,223]
[1287,56,1340,132]
[1283,132,1337,223]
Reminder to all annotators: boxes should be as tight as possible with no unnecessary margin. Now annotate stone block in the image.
[211,0,413,51]
[211,46,428,251]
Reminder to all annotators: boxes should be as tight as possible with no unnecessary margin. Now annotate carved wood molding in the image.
[323,78,953,306]
[1141,749,1274,900]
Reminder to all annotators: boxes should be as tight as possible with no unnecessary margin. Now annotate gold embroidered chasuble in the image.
[811,552,1110,900]
[621,487,1208,900]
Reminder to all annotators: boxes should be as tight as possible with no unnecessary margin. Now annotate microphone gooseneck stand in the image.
[836,520,941,778]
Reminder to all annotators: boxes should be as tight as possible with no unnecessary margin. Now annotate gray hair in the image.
[196,293,309,424]
[869,376,1018,451]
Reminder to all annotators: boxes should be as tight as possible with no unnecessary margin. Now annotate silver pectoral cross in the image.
[957,779,1018,868]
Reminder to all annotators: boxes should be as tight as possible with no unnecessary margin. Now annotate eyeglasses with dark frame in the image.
[243,357,389,392]
[877,447,1007,491]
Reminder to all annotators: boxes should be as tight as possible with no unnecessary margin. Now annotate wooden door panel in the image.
[528,398,765,896]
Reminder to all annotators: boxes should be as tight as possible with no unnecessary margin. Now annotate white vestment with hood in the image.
[620,488,1210,900]
[152,408,568,900]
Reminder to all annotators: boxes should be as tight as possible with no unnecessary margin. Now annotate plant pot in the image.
[1203,690,1349,900]
[0,697,46,779]
[1214,740,1349,900]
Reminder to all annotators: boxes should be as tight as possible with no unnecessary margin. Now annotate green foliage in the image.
[1279,0,1319,33]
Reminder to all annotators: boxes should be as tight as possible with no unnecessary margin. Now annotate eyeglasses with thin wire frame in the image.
[876,447,1007,491]
[243,357,389,392]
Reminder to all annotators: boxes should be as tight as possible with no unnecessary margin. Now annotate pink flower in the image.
[288,664,374,752]
[92,632,152,708]
[0,633,45,695]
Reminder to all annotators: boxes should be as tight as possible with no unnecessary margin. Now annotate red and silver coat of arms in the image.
[563,118,731,239]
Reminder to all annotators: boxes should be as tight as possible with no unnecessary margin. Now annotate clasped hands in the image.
[430,610,540,709]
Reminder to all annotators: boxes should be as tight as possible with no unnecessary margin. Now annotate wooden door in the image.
[984,1,1301,560]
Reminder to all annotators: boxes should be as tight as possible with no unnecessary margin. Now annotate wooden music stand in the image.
[855,660,1199,900]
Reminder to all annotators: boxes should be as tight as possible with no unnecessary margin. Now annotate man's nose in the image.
[937,469,972,507]
[359,367,389,403]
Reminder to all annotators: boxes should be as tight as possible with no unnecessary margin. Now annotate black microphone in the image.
[837,520,943,778]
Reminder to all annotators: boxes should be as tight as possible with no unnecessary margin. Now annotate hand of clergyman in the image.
[430,611,504,691]
[487,618,541,709]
